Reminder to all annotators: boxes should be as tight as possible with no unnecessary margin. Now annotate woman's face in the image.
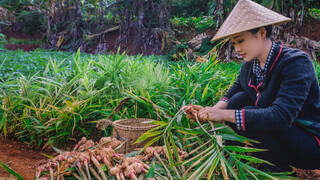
[229,28,265,62]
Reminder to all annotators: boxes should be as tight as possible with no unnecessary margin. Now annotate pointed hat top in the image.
[211,0,291,41]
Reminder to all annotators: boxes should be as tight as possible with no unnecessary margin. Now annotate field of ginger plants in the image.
[1,49,319,179]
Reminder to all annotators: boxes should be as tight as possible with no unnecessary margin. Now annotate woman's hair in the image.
[249,25,273,39]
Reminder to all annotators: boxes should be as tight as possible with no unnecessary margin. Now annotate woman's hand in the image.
[181,104,203,122]
[182,104,236,124]
[198,107,225,123]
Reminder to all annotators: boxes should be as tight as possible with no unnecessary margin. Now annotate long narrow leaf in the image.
[0,162,24,180]
[224,146,266,153]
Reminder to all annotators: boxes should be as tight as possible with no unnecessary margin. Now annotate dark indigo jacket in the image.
[223,41,320,135]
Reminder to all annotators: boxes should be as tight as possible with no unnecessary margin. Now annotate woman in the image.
[183,0,320,172]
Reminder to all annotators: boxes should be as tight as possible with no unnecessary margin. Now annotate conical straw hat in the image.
[211,0,291,41]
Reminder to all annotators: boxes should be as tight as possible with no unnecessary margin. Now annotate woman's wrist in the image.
[222,109,236,124]
[214,101,228,109]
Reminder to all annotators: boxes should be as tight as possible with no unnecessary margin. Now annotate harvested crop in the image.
[36,136,187,180]
[36,137,124,180]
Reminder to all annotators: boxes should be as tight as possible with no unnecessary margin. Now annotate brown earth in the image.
[0,136,319,179]
[1,29,42,40]
[298,20,320,42]
[293,167,320,179]
[1,19,319,55]
[0,137,55,180]
[0,20,320,180]
[1,29,42,51]
[5,44,40,51]
[90,29,157,55]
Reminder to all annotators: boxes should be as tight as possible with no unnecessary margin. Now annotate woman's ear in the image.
[260,27,267,39]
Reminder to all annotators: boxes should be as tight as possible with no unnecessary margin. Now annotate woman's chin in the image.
[243,57,254,62]
[242,57,249,61]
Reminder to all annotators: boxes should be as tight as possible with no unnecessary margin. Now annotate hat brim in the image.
[211,19,291,42]
[210,0,292,42]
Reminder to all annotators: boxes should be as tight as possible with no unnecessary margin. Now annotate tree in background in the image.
[113,0,171,54]
[0,0,319,56]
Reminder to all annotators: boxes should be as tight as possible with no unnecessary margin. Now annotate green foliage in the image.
[168,56,239,107]
[171,16,216,33]
[0,33,7,51]
[2,48,320,149]
[171,0,211,17]
[0,0,31,12]
[1,49,320,177]
[136,110,294,179]
[0,49,169,147]
[309,8,320,19]
[0,49,74,79]
[16,10,46,34]
[199,38,216,56]
[166,41,189,61]
[0,162,24,180]
[258,0,320,23]
[8,38,43,45]
[314,61,320,81]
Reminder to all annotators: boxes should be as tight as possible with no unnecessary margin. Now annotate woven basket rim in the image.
[113,118,158,131]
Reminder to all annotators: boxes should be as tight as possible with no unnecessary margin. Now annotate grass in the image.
[0,49,171,147]
[0,162,24,180]
[0,48,319,178]
[0,49,92,79]
[137,110,294,179]
[7,38,43,45]
[1,48,319,148]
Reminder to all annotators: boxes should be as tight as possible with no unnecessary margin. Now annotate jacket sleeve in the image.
[221,65,244,101]
[242,57,315,132]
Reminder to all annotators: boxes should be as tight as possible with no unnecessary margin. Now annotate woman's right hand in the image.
[181,104,203,122]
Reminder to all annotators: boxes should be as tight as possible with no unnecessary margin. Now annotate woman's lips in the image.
[240,54,246,58]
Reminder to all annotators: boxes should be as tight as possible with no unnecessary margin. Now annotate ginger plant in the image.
[137,109,294,179]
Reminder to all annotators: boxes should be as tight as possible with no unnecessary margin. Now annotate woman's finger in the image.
[192,110,198,115]
[198,113,207,121]
[198,108,209,116]
[198,106,210,114]
[182,105,192,112]
[192,105,203,111]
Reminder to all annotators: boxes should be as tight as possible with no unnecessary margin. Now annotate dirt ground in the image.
[298,20,320,42]
[1,20,320,180]
[1,29,42,52]
[1,29,42,40]
[4,44,40,51]
[0,137,55,180]
[0,136,319,180]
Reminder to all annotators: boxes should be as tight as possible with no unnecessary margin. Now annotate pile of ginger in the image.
[36,136,187,180]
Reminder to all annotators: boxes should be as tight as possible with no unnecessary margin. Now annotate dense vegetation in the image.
[0,49,234,146]
[3,49,317,178]
[0,0,319,178]
[1,0,319,54]
[1,48,319,145]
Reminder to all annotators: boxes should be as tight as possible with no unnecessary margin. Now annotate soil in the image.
[1,29,42,52]
[0,136,319,180]
[0,20,320,180]
[5,44,40,51]
[0,137,56,180]
[297,19,320,42]
[90,29,158,55]
[1,29,42,40]
[293,167,320,179]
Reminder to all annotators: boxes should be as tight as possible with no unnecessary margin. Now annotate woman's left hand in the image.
[197,107,225,123]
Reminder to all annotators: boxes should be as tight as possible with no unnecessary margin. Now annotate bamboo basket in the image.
[96,97,159,153]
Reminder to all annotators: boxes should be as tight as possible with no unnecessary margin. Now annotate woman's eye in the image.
[238,40,244,43]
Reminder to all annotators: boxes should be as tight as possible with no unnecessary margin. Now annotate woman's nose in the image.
[234,44,241,52]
